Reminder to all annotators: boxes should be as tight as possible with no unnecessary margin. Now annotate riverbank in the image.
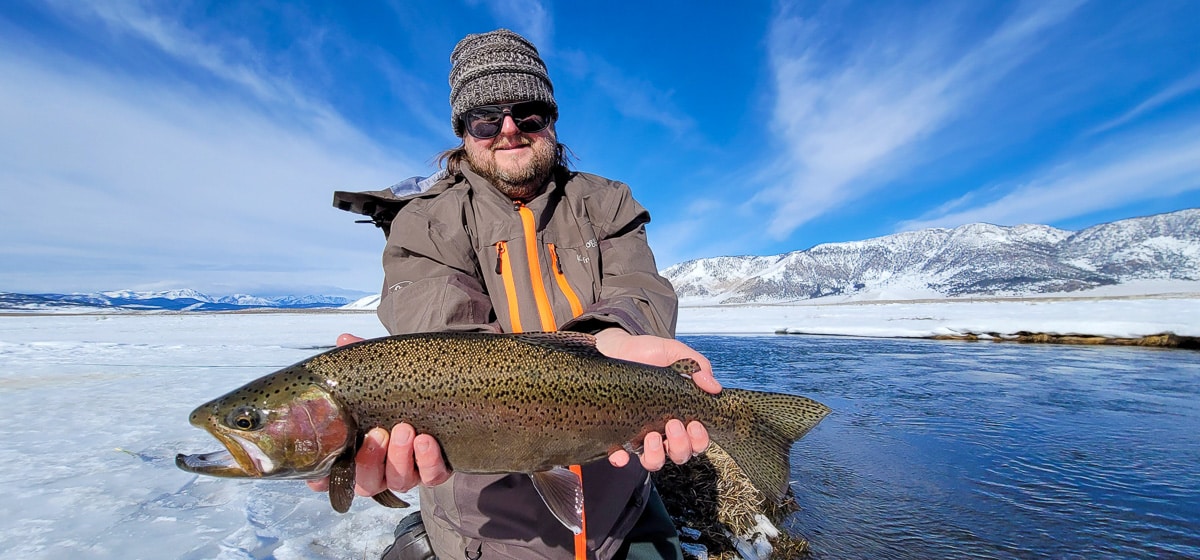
[5,293,1197,348]
[774,329,1200,349]
[931,331,1200,349]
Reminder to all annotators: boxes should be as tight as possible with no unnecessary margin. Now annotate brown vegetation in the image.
[654,443,811,559]
[930,331,1199,349]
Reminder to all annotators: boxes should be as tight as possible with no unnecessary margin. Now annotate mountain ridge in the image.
[663,208,1200,305]
[3,209,1196,312]
[0,290,359,313]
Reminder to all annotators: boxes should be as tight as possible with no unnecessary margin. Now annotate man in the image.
[324,29,718,560]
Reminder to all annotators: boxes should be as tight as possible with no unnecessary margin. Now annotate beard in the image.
[466,134,558,201]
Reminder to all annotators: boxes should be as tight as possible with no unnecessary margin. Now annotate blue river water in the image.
[679,335,1200,560]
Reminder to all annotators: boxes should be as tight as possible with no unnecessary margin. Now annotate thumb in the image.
[336,333,365,347]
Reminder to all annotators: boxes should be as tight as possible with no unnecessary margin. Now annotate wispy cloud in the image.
[55,2,303,109]
[558,50,696,136]
[0,7,418,294]
[1089,71,1200,135]
[753,1,1082,239]
[469,0,553,52]
[897,122,1200,231]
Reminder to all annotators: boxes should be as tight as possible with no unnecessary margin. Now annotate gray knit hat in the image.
[449,29,557,137]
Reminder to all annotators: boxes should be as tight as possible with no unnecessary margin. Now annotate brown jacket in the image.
[334,166,679,559]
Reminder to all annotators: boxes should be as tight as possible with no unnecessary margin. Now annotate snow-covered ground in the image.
[0,313,399,559]
[0,297,1195,558]
[677,293,1200,338]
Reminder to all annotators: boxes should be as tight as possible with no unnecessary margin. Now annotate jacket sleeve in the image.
[377,202,501,335]
[562,182,679,338]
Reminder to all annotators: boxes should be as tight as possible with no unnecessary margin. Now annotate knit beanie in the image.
[449,29,557,137]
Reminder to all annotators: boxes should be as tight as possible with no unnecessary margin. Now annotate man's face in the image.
[463,104,557,200]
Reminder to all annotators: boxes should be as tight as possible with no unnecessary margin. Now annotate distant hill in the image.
[0,289,358,313]
[663,209,1200,305]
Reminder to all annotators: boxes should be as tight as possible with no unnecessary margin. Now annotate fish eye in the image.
[228,407,264,431]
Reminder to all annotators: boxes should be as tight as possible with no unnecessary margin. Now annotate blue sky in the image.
[1,1,1198,297]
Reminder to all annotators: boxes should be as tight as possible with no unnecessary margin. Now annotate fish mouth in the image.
[175,432,271,477]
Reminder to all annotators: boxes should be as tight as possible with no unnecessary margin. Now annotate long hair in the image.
[435,141,575,175]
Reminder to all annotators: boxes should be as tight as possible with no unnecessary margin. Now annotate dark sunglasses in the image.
[461,101,555,139]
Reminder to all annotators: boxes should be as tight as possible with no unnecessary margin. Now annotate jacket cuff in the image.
[562,310,649,336]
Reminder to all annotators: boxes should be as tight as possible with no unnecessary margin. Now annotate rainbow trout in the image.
[176,331,830,533]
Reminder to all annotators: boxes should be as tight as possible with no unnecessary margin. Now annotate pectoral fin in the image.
[328,450,356,513]
[529,467,584,535]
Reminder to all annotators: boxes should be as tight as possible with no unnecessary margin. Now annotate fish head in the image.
[176,366,355,479]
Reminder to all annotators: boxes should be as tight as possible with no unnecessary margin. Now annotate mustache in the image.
[490,138,533,150]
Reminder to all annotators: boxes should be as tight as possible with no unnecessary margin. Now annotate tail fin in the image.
[713,389,831,504]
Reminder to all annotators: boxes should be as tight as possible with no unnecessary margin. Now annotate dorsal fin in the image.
[509,331,606,359]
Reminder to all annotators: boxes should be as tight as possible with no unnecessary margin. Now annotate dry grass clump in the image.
[653,443,810,559]
[930,331,1199,349]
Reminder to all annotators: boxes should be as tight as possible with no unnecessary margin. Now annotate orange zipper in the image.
[494,240,523,333]
[516,203,558,332]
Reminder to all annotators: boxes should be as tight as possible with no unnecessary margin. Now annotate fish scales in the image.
[305,332,741,473]
[177,330,830,519]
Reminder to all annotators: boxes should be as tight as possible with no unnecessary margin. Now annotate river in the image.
[681,334,1200,559]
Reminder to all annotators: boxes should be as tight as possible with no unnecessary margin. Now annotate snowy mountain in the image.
[343,293,382,310]
[663,209,1200,305]
[6,210,1195,313]
[0,289,359,313]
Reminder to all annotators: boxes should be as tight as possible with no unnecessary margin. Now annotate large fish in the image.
[176,331,830,533]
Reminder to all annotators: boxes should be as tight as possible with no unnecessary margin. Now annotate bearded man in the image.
[328,29,719,560]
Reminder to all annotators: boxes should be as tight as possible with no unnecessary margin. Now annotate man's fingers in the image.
[608,449,631,468]
[336,333,365,347]
[385,424,418,492]
[307,477,329,492]
[692,368,722,394]
[686,421,710,455]
[413,434,451,486]
[640,432,666,471]
[664,420,692,465]
[353,428,390,496]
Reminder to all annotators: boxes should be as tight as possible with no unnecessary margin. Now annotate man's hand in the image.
[306,333,452,497]
[593,328,720,471]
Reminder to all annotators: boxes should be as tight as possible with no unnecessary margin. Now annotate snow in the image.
[0,312,399,559]
[342,294,381,310]
[676,294,1199,338]
[0,298,1195,558]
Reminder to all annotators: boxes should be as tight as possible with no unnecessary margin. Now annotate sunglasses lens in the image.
[510,102,552,132]
[464,110,503,138]
[464,102,553,138]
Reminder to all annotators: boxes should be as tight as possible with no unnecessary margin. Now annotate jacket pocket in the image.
[548,243,597,307]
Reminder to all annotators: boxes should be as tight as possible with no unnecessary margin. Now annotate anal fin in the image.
[529,467,584,535]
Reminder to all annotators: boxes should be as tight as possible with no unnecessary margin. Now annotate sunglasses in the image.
[461,101,555,139]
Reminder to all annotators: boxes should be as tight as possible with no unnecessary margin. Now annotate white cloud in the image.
[0,40,417,294]
[754,1,1082,239]
[50,1,316,113]
[1090,70,1200,135]
[560,51,696,136]
[897,123,1200,231]
[469,0,553,52]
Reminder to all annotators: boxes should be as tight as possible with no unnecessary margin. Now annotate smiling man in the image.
[328,29,719,560]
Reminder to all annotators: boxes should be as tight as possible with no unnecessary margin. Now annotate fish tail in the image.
[712,389,831,504]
